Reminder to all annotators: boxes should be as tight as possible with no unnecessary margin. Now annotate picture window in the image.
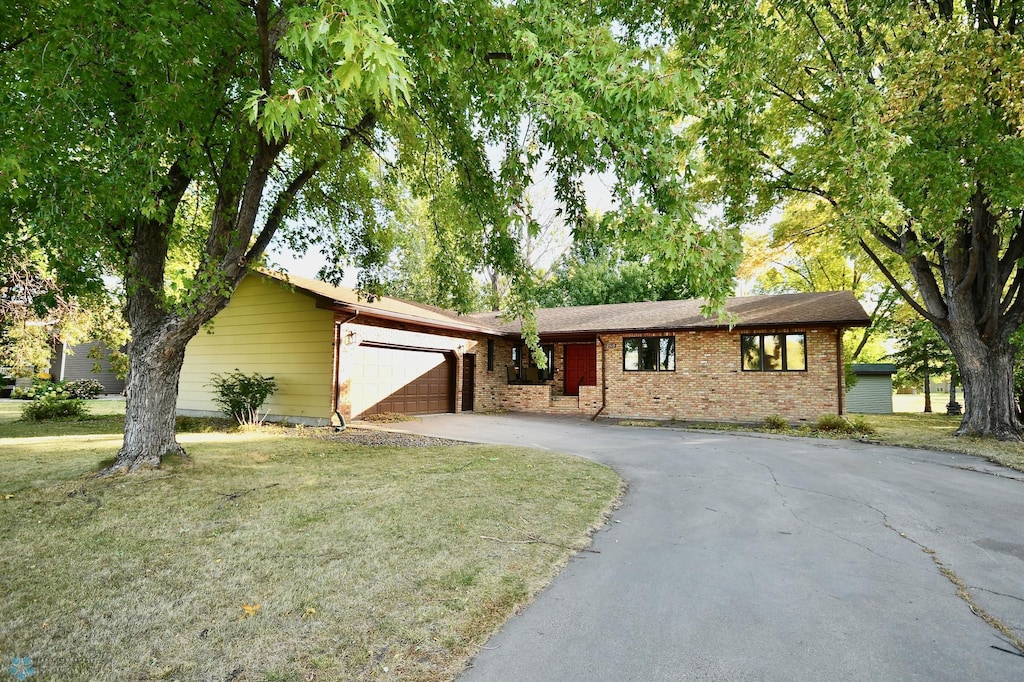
[741,333,806,372]
[623,336,675,372]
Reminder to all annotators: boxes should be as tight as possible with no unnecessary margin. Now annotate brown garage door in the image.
[352,345,454,417]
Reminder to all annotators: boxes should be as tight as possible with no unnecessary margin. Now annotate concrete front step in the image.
[548,396,581,411]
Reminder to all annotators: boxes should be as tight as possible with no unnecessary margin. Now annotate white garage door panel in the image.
[352,346,453,416]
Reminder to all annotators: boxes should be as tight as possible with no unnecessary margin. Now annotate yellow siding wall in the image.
[178,275,335,422]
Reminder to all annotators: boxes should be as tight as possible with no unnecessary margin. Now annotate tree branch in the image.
[859,237,943,325]
[255,0,273,95]
[762,76,835,123]
[805,10,844,78]
[998,210,1024,287]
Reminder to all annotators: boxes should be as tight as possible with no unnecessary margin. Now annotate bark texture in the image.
[111,325,191,472]
[946,334,1020,440]
[863,184,1024,441]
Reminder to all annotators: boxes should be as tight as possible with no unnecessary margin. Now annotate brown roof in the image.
[467,291,870,335]
[258,270,869,337]
[256,270,500,334]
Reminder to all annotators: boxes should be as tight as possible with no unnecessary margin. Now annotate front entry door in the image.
[462,353,475,411]
[564,344,597,396]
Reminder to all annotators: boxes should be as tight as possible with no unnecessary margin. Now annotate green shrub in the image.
[763,414,790,431]
[21,394,87,421]
[208,370,278,425]
[66,379,105,399]
[13,378,69,400]
[815,414,856,433]
[848,415,876,435]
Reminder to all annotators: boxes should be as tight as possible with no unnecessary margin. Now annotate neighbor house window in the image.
[623,336,675,371]
[487,339,494,371]
[741,333,806,371]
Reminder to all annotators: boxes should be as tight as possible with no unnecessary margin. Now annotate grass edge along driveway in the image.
[0,412,621,681]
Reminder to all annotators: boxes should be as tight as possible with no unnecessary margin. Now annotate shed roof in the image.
[851,363,897,376]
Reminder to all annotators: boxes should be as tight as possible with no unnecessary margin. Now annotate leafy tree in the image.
[373,163,487,313]
[890,313,956,413]
[0,231,126,376]
[679,2,1024,439]
[740,198,901,361]
[536,217,694,307]
[3,1,740,471]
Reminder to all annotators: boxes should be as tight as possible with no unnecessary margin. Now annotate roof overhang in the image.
[321,300,502,337]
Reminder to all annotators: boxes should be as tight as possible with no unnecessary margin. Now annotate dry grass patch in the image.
[0,421,620,681]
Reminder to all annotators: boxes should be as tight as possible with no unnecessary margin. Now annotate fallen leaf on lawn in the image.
[240,604,261,619]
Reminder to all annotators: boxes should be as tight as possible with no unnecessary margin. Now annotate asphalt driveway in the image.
[390,413,1024,681]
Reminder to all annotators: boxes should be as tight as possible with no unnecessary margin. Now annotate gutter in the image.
[327,301,500,337]
[332,311,359,429]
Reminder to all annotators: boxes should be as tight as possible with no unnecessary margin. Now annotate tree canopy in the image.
[1,0,741,469]
[678,1,1024,439]
[535,217,695,307]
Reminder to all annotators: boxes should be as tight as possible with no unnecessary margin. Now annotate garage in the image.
[351,344,455,417]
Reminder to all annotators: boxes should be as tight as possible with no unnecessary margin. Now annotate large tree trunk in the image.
[106,322,194,473]
[948,336,1022,440]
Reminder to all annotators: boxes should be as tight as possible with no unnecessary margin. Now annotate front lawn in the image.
[0,410,621,681]
[856,412,1024,472]
[0,398,127,438]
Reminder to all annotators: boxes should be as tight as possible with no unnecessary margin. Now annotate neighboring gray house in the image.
[49,340,125,394]
[846,363,896,414]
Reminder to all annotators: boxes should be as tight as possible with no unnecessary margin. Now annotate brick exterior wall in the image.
[597,327,842,423]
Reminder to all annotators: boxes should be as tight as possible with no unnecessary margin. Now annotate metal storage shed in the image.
[846,363,896,414]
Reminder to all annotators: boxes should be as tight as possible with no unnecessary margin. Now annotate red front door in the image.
[564,344,597,396]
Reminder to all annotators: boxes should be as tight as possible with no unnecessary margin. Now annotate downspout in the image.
[591,335,607,421]
[836,326,845,416]
[332,311,359,430]
[58,340,68,382]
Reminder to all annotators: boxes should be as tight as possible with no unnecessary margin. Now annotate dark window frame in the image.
[511,343,555,381]
[622,336,676,372]
[740,333,807,372]
[487,339,494,372]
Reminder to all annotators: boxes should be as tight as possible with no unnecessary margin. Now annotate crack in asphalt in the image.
[757,462,911,568]
[757,460,1024,657]
[969,585,1024,605]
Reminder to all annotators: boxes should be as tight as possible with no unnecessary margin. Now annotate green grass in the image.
[0,405,621,681]
[0,399,127,438]
[856,412,1024,472]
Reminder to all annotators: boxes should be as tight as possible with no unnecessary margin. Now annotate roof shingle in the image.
[258,270,869,337]
[467,291,870,335]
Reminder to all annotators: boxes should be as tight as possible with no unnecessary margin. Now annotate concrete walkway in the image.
[388,413,1024,681]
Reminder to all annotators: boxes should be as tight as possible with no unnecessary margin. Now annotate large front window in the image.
[623,336,675,371]
[741,333,806,371]
[512,344,554,382]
